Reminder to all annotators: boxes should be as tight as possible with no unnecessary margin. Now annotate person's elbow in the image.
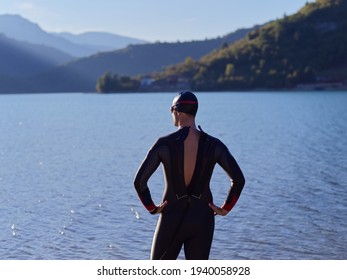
[238,172,246,188]
[133,176,141,192]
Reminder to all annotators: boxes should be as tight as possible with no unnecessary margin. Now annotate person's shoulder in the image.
[154,129,183,146]
[204,132,219,142]
[157,130,175,140]
[200,128,227,148]
[200,127,222,143]
[161,127,190,141]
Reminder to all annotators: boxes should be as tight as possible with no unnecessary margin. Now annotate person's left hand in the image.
[208,203,229,216]
[156,201,168,214]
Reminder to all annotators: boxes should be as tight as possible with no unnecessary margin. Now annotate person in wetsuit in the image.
[134,91,245,260]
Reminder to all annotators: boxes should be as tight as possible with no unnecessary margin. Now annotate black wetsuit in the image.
[134,127,245,260]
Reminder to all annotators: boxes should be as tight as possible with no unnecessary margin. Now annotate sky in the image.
[0,0,315,42]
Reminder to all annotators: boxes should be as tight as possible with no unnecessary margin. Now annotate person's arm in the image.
[210,142,245,215]
[134,141,163,214]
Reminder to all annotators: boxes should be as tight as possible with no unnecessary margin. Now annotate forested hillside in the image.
[153,0,347,91]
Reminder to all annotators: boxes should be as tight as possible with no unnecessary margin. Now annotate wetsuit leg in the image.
[183,201,215,259]
[151,219,182,260]
[150,204,186,260]
[183,226,214,259]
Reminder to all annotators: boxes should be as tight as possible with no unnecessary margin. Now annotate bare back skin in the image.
[183,127,200,187]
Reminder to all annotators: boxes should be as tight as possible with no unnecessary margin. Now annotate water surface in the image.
[0,91,346,259]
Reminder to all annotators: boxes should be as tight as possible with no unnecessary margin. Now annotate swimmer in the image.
[134,91,245,260]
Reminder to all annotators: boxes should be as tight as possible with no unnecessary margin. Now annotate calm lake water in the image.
[0,91,346,260]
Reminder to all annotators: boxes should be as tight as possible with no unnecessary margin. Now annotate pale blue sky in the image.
[1,0,314,42]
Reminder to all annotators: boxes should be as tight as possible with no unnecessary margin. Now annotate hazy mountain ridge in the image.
[54,31,148,53]
[0,33,71,93]
[0,14,150,93]
[0,14,148,57]
[0,33,73,76]
[0,14,91,57]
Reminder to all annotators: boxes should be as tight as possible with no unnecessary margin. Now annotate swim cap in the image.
[171,91,198,116]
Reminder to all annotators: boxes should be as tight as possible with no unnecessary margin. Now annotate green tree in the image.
[225,64,235,77]
[96,72,115,93]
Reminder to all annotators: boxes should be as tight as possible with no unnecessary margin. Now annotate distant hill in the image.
[0,14,89,57]
[0,33,74,93]
[154,0,347,91]
[0,14,147,57]
[29,26,259,92]
[54,31,148,53]
[0,34,73,76]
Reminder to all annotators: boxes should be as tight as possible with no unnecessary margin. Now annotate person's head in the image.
[170,91,198,127]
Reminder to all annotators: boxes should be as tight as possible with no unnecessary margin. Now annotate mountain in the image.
[154,0,347,91]
[0,14,88,57]
[0,34,73,76]
[53,31,148,53]
[29,26,259,92]
[0,14,147,57]
[0,33,76,93]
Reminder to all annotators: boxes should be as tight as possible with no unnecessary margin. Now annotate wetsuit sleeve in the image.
[134,141,161,213]
[216,143,245,212]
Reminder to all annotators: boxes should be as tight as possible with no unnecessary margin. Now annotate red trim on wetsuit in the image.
[139,195,156,212]
[221,195,239,212]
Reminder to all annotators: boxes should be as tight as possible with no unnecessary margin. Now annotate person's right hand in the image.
[208,203,229,216]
